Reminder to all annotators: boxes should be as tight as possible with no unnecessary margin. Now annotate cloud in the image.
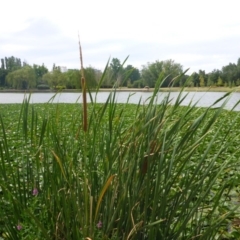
[0,18,79,68]
[1,0,240,75]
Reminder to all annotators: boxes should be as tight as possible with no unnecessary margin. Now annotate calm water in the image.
[0,92,240,111]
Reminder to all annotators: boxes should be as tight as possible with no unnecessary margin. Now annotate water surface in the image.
[0,92,240,111]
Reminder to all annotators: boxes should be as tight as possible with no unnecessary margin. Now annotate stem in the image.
[78,33,87,132]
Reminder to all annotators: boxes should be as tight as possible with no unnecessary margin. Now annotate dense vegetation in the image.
[1,84,240,239]
[1,56,240,90]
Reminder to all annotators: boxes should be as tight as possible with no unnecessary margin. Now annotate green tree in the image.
[0,59,8,86]
[84,67,99,89]
[64,69,81,89]
[141,61,163,87]
[110,58,122,80]
[43,69,65,89]
[161,59,183,87]
[198,70,208,87]
[178,74,190,87]
[199,75,205,87]
[217,77,224,86]
[4,56,22,71]
[1,59,5,69]
[0,69,8,86]
[123,65,140,87]
[207,69,222,86]
[132,79,144,88]
[101,68,113,88]
[192,72,200,87]
[33,64,49,85]
[6,66,36,89]
[141,60,183,88]
[222,63,238,87]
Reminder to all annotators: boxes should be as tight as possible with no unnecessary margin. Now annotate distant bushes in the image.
[55,85,66,90]
[37,84,50,90]
[37,84,67,90]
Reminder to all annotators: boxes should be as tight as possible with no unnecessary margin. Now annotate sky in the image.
[1,0,240,74]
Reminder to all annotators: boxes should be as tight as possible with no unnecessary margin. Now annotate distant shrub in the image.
[100,84,112,88]
[132,79,144,88]
[56,85,66,90]
[37,84,50,90]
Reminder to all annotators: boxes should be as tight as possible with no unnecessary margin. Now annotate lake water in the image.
[0,91,240,111]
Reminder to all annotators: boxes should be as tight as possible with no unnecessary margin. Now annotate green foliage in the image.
[208,69,222,86]
[55,85,66,90]
[83,67,99,89]
[217,77,224,86]
[0,88,240,239]
[132,79,144,88]
[124,65,141,87]
[33,64,48,85]
[101,57,136,88]
[110,58,122,80]
[64,69,81,89]
[199,75,205,87]
[6,66,36,89]
[141,60,163,87]
[0,69,8,87]
[222,63,239,86]
[43,69,65,89]
[192,72,200,87]
[2,55,240,90]
[37,84,50,90]
[199,70,208,87]
[141,60,183,88]
[3,56,22,71]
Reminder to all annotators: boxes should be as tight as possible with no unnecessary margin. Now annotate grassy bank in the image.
[1,86,240,93]
[1,89,240,239]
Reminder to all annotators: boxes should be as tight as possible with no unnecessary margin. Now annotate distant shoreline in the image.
[0,87,240,93]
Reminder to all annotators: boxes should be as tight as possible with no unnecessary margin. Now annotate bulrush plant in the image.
[1,63,240,239]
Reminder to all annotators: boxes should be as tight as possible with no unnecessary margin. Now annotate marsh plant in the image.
[1,70,240,239]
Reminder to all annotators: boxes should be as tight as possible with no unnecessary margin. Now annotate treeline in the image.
[1,56,240,90]
[189,58,240,87]
[0,56,98,90]
[140,58,240,88]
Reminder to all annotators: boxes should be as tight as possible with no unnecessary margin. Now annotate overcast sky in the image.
[1,0,240,74]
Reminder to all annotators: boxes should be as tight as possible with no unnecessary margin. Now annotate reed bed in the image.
[1,75,240,239]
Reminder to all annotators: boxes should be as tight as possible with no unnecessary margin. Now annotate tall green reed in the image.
[0,71,240,239]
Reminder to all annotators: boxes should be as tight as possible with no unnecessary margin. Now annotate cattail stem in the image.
[78,33,87,132]
[82,76,87,132]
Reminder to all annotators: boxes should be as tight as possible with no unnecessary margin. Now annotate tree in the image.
[1,59,5,69]
[110,58,126,87]
[222,63,238,87]
[64,69,81,89]
[101,68,113,88]
[123,65,140,87]
[84,67,99,89]
[0,69,8,86]
[198,70,208,87]
[43,69,65,89]
[237,58,240,67]
[33,64,49,85]
[141,60,183,88]
[192,72,200,87]
[110,58,122,80]
[217,77,224,86]
[4,56,22,71]
[207,69,222,86]
[6,66,36,89]
[141,61,163,87]
[199,75,205,87]
[161,59,183,87]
